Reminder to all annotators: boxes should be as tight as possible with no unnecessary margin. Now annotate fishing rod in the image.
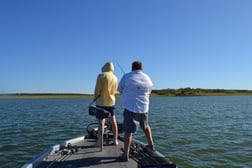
[81,95,101,114]
[115,60,125,74]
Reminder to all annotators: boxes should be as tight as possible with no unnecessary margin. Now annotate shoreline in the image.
[0,94,94,99]
[1,92,252,99]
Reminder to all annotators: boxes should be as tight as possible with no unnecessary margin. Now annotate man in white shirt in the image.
[118,61,154,161]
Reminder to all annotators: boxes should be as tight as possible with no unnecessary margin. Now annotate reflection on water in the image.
[0,96,252,167]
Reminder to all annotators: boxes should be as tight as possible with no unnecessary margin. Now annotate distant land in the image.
[1,88,252,99]
[0,93,93,99]
[151,88,252,96]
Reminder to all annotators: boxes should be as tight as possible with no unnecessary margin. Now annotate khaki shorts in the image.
[96,105,115,116]
[123,109,148,133]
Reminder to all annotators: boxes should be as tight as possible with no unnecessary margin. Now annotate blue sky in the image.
[1,0,252,94]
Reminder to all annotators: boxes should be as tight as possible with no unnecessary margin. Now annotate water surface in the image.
[0,96,251,167]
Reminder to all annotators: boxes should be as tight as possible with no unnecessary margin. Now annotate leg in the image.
[124,132,132,160]
[144,124,154,148]
[122,109,135,161]
[140,113,154,149]
[109,115,118,145]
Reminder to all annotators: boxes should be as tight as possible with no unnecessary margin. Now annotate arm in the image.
[94,75,102,98]
[117,75,125,93]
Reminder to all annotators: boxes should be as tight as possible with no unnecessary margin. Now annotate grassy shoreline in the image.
[151,88,252,96]
[0,93,94,99]
[1,89,252,99]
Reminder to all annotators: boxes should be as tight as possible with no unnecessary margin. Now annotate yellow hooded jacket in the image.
[94,62,118,107]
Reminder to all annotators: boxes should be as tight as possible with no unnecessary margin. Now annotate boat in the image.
[22,106,176,168]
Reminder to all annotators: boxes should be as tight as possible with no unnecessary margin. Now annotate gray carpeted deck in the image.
[38,138,137,168]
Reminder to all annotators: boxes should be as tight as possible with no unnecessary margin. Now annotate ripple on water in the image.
[1,97,252,167]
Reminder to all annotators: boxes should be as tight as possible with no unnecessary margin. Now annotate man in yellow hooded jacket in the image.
[94,62,118,146]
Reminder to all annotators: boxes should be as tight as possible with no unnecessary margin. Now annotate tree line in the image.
[151,88,252,96]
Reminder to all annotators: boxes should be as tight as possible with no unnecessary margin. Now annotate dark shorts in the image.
[123,109,148,133]
[96,105,115,116]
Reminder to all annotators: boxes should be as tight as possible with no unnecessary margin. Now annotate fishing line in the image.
[81,95,101,113]
[115,60,125,74]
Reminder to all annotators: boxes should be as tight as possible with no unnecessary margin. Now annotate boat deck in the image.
[23,121,176,168]
[37,138,137,168]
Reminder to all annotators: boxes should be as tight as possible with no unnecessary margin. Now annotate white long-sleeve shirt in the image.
[117,70,153,113]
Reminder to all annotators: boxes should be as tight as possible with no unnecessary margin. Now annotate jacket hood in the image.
[102,62,114,72]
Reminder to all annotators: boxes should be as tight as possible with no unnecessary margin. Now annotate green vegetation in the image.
[1,88,252,99]
[0,93,93,99]
[151,88,252,96]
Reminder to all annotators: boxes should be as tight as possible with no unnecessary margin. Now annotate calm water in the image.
[0,96,252,168]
